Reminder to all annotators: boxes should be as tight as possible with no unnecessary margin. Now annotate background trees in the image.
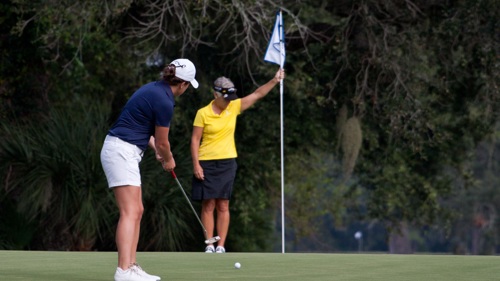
[0,0,498,253]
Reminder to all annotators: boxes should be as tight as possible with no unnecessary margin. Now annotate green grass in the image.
[0,251,498,280]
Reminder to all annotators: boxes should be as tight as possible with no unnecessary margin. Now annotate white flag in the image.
[264,11,285,67]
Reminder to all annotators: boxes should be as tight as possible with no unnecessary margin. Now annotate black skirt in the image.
[191,158,237,201]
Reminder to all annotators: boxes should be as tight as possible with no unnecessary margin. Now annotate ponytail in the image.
[162,64,185,85]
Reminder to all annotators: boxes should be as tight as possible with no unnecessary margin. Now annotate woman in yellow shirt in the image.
[191,68,285,253]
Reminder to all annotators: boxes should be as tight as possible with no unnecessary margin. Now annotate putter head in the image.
[205,236,221,244]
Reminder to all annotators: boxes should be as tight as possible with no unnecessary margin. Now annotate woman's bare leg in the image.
[201,199,216,243]
[215,199,230,248]
[113,185,144,269]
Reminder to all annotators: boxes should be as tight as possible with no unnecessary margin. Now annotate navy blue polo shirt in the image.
[109,80,175,150]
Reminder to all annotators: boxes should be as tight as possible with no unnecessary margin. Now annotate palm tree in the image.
[0,97,211,251]
[0,99,114,249]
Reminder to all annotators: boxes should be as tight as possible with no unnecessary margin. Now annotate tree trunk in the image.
[388,222,412,254]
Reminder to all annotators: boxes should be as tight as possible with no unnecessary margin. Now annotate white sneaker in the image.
[114,266,152,281]
[215,246,226,253]
[205,245,215,253]
[131,263,161,281]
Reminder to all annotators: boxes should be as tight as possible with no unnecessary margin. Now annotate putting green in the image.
[0,251,497,280]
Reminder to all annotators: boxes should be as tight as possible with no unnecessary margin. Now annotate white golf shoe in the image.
[216,246,226,253]
[114,265,160,281]
[205,245,215,253]
[131,263,161,281]
[114,267,147,281]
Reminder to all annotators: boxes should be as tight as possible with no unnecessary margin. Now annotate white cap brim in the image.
[190,79,199,89]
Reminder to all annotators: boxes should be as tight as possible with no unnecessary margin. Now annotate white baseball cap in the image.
[170,58,199,88]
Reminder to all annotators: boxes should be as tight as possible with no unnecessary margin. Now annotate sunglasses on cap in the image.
[213,86,237,94]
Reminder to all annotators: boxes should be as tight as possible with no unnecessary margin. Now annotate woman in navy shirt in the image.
[101,58,199,281]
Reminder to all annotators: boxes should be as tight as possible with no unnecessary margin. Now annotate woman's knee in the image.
[120,204,144,221]
[216,200,230,212]
[202,199,216,212]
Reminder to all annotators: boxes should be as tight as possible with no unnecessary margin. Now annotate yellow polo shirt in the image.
[193,99,242,160]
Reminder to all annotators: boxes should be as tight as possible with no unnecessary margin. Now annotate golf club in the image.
[170,170,221,244]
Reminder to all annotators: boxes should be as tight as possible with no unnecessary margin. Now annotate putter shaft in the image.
[170,170,220,244]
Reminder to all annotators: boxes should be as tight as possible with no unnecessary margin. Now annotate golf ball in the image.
[234,262,241,269]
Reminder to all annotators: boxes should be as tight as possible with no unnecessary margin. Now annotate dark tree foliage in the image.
[0,0,498,253]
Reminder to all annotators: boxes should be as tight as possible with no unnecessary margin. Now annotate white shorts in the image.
[100,135,144,188]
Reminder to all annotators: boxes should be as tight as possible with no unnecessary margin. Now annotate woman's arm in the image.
[148,136,163,162]
[240,68,285,112]
[191,126,204,180]
[155,125,175,171]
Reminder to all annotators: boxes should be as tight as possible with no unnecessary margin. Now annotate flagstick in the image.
[263,9,286,254]
[280,77,285,254]
[278,10,286,254]
[278,0,286,256]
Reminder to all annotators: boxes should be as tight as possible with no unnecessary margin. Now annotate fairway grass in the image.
[0,251,498,280]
